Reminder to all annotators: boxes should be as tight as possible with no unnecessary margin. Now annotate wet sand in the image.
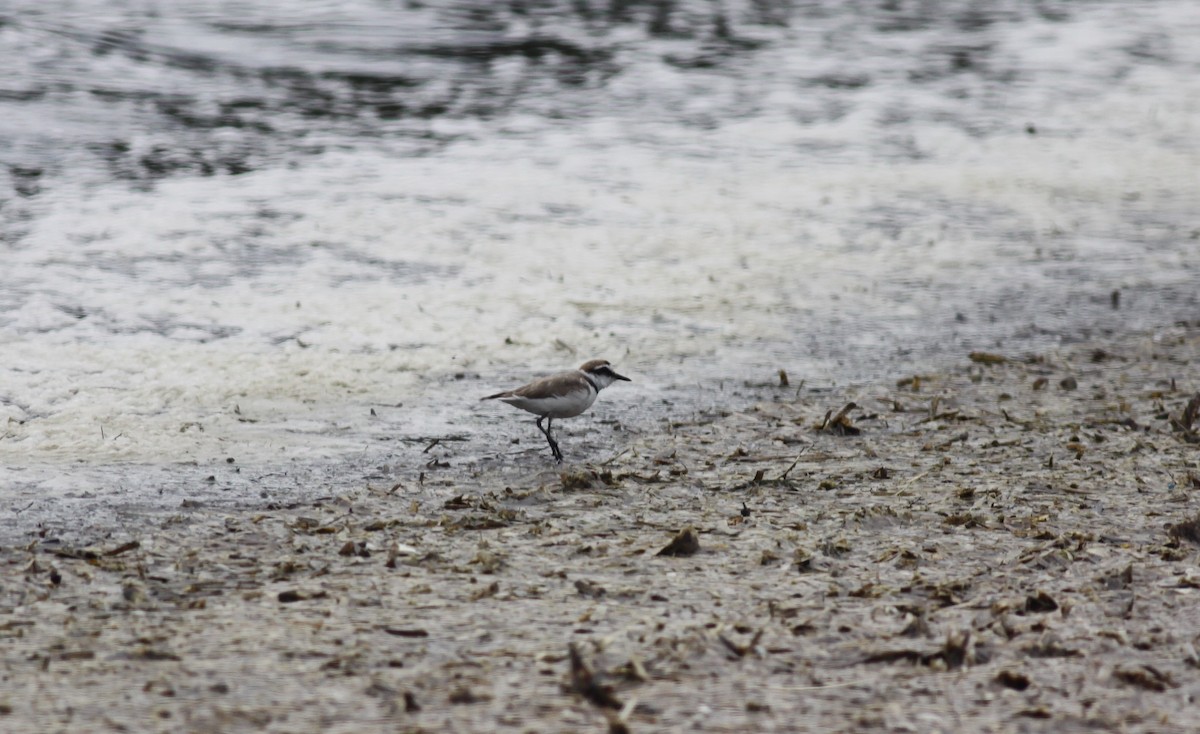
[3,323,1200,733]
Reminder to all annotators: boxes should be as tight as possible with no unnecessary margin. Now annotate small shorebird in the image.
[482,359,631,462]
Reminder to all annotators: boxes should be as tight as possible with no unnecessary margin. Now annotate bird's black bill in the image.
[611,371,631,381]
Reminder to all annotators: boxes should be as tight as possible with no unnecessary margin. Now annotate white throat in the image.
[583,370,617,391]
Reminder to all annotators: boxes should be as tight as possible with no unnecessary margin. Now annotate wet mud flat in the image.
[4,325,1200,733]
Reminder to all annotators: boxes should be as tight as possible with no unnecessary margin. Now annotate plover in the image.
[482,359,631,461]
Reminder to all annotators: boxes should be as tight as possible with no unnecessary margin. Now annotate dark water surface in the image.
[2,2,1192,192]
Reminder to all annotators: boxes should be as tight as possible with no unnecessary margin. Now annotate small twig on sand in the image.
[719,627,764,658]
[936,432,969,450]
[778,443,813,481]
[770,678,869,692]
[894,466,937,496]
[599,447,631,467]
[104,541,141,557]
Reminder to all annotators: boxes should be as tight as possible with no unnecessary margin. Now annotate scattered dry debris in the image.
[560,467,595,490]
[817,402,860,435]
[1113,665,1177,692]
[1172,393,1200,442]
[567,644,623,710]
[383,628,429,638]
[3,327,1199,732]
[968,351,1007,365]
[448,686,490,704]
[863,631,972,670]
[277,589,327,603]
[1183,393,1200,429]
[104,540,141,557]
[468,580,500,601]
[657,528,700,557]
[1167,514,1200,546]
[718,628,765,659]
[1024,591,1059,614]
[338,540,370,557]
[575,579,607,598]
[994,670,1031,691]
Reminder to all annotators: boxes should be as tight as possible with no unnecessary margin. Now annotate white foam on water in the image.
[2,1,1198,473]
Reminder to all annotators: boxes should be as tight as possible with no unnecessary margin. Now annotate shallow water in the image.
[1,1,1198,539]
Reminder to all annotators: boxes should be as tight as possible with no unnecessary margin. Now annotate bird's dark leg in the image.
[536,416,563,462]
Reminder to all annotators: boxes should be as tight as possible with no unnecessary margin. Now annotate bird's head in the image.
[579,359,631,390]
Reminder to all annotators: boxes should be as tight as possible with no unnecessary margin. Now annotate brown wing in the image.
[510,371,588,400]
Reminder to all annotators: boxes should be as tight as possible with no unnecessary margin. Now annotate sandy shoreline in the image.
[3,324,1200,733]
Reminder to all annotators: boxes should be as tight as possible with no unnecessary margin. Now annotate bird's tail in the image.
[481,391,512,401]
